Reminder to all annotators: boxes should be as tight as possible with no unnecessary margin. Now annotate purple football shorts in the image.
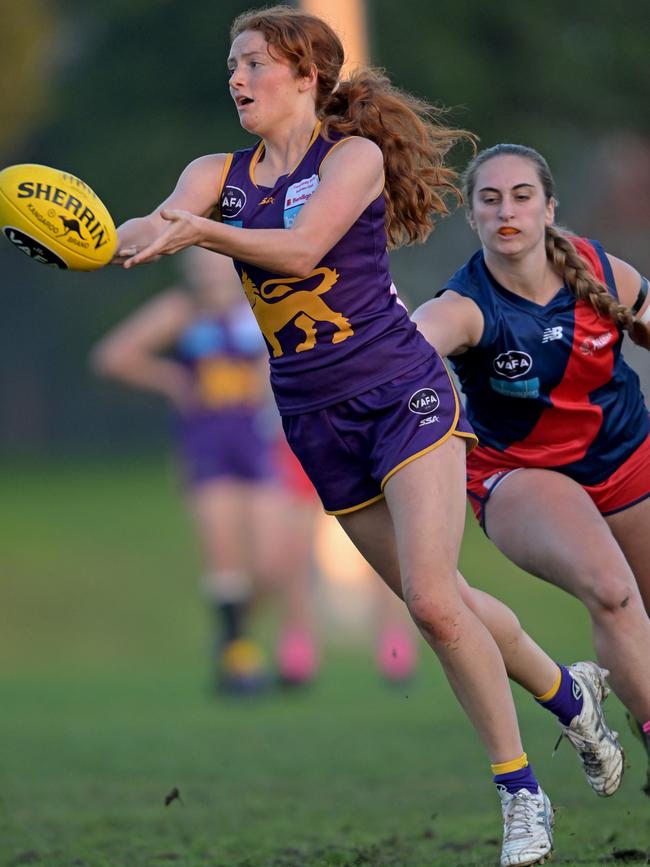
[174,410,276,488]
[281,352,477,514]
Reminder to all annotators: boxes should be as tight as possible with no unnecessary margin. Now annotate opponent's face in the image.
[468,155,555,258]
[227,30,313,134]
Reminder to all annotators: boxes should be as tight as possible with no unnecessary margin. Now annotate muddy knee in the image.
[405,591,463,648]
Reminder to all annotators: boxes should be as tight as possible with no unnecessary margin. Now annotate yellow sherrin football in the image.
[0,164,117,270]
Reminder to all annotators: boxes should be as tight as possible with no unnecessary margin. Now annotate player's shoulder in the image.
[442,251,487,299]
[322,134,382,163]
[180,153,229,180]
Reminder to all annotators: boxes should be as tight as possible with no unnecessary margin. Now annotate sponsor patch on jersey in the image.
[580,332,613,355]
[489,377,540,399]
[284,174,319,228]
[493,350,533,379]
[221,185,247,219]
[408,387,440,415]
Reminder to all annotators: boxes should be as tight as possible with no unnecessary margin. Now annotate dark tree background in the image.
[1,0,648,452]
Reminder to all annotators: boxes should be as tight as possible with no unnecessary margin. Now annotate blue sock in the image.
[493,763,539,795]
[536,664,583,726]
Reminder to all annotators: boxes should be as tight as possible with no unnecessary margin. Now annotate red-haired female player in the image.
[111,8,620,863]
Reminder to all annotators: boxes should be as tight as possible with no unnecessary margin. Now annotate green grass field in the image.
[1,457,648,867]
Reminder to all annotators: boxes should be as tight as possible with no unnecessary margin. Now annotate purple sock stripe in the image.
[493,763,539,795]
[537,663,583,726]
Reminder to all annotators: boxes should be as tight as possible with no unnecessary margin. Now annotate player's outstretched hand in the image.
[122,209,203,268]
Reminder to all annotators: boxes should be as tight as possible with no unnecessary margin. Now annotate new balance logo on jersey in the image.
[542,326,563,343]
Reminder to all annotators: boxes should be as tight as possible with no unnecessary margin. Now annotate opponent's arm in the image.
[90,290,196,406]
[123,137,384,276]
[412,291,485,358]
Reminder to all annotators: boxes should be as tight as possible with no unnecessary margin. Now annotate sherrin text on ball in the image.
[0,164,117,270]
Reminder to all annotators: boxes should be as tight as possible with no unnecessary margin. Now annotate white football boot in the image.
[557,662,624,797]
[498,786,554,867]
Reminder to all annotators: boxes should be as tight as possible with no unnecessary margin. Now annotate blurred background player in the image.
[91,247,319,693]
[91,246,418,692]
[414,142,650,793]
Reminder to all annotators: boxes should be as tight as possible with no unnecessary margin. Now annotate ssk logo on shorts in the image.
[408,388,440,414]
[221,185,247,220]
[493,350,533,379]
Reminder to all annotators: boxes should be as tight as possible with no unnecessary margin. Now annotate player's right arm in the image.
[90,290,196,407]
[113,154,227,264]
[412,291,484,357]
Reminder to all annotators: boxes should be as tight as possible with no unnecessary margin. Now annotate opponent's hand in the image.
[122,209,204,268]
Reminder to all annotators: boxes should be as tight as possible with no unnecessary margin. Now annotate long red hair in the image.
[231,5,475,248]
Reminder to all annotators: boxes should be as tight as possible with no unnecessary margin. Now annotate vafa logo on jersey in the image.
[221,185,247,219]
[493,350,533,379]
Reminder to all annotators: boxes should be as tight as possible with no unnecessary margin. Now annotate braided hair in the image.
[463,143,649,348]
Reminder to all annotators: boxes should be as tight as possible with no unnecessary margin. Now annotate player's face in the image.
[227,30,307,135]
[469,155,555,259]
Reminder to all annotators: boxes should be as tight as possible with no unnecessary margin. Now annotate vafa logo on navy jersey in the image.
[408,388,440,414]
[221,185,247,219]
[493,350,533,379]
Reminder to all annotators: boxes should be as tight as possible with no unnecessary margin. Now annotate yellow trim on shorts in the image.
[325,492,385,517]
[216,153,234,202]
[491,753,529,775]
[379,374,477,491]
[535,666,562,702]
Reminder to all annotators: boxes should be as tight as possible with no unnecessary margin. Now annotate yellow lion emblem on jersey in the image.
[241,267,353,357]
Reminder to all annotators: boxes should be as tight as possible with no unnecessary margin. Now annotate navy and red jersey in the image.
[218,122,433,415]
[442,237,649,485]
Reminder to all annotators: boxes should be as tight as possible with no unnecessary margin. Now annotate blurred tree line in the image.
[0,0,648,452]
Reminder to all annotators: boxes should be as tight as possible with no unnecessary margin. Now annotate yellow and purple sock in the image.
[492,753,539,795]
[535,664,583,726]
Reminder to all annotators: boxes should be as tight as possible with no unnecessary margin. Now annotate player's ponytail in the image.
[322,70,475,249]
[545,227,650,349]
[230,5,474,250]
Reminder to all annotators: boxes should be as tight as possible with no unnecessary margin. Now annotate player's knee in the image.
[583,571,639,617]
[405,591,462,648]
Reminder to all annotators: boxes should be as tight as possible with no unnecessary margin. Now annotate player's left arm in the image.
[125,138,384,277]
[607,253,650,343]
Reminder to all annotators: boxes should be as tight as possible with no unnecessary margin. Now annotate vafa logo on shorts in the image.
[408,388,440,414]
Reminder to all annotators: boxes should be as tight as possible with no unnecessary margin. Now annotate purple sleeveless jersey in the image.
[173,301,278,487]
[219,123,434,415]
